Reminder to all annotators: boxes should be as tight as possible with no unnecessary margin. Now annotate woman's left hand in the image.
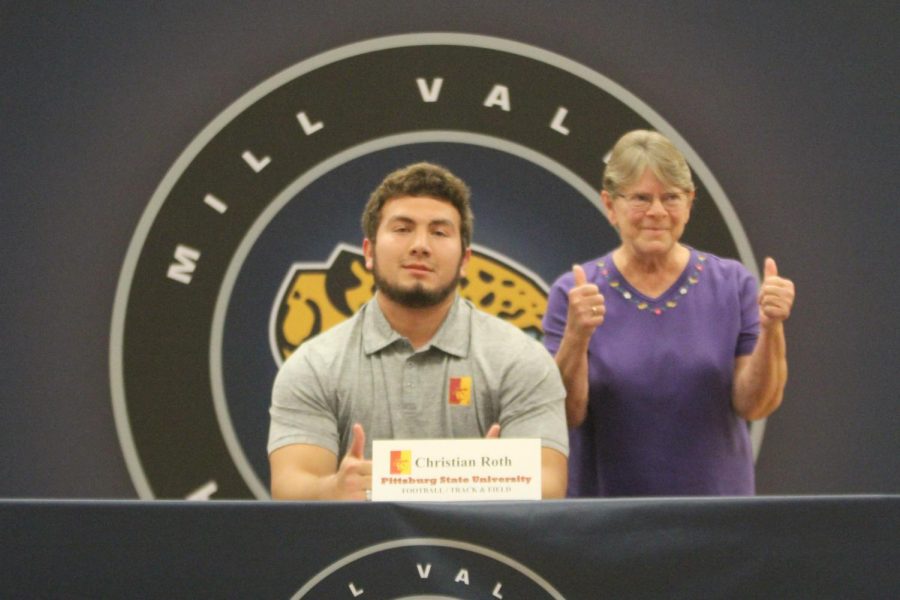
[758,257,795,327]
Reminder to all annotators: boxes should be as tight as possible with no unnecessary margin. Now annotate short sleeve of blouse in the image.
[736,263,760,356]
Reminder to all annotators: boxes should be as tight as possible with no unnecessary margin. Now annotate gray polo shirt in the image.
[268,295,568,458]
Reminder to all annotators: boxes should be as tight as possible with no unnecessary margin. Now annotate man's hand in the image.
[333,423,372,500]
[758,257,795,328]
[485,423,501,438]
[567,264,605,338]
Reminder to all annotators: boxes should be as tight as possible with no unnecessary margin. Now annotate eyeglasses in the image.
[615,192,688,211]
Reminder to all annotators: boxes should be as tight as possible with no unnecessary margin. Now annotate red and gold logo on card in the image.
[449,376,472,406]
[390,450,412,474]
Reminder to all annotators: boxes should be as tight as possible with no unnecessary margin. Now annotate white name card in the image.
[371,438,541,501]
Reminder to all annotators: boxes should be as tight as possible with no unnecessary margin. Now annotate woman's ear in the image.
[600,190,617,228]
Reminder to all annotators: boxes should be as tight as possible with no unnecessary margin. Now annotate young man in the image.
[268,162,568,500]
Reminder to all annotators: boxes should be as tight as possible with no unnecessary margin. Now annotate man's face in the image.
[363,195,470,309]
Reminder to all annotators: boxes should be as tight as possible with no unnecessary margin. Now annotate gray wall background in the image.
[2,1,897,498]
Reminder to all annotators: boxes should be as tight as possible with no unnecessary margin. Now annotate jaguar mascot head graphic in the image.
[271,243,548,363]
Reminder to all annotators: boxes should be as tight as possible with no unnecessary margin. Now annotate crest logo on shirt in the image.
[110,33,753,501]
[390,450,412,475]
[449,376,473,406]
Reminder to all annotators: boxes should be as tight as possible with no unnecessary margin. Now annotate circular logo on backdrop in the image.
[290,538,564,599]
[110,33,756,501]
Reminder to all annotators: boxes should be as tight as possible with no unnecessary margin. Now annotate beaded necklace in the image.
[596,252,707,315]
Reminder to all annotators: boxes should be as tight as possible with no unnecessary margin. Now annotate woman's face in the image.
[601,167,694,259]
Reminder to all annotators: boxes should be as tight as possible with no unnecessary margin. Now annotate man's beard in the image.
[372,257,463,309]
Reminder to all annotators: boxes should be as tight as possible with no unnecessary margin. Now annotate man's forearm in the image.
[540,448,568,498]
[271,470,340,500]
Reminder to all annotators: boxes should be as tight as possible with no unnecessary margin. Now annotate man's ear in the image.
[362,238,374,270]
[459,246,472,278]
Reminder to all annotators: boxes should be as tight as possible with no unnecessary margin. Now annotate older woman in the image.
[542,130,795,496]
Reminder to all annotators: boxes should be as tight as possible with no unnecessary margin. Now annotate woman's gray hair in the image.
[602,130,695,195]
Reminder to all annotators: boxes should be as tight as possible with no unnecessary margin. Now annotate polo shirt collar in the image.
[362,295,470,357]
[362,299,402,354]
[429,296,469,357]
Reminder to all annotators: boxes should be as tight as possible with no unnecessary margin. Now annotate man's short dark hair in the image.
[361,162,474,249]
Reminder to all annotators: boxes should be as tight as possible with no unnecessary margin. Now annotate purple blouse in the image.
[542,248,760,496]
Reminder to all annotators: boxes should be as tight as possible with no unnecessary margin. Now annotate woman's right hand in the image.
[566,264,605,339]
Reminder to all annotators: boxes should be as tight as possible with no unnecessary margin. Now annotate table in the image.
[2,496,897,598]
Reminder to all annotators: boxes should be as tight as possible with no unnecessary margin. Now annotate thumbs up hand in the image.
[335,423,372,500]
[758,257,795,328]
[567,264,605,338]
